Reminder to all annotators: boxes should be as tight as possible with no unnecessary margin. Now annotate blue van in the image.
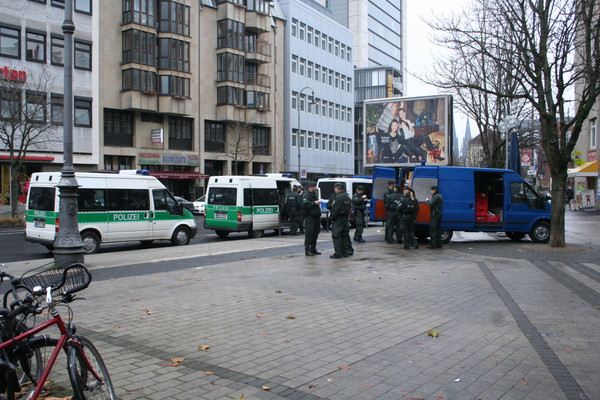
[371,166,551,243]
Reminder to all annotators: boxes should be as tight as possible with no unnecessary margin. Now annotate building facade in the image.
[97,0,285,200]
[0,0,95,204]
[279,0,355,179]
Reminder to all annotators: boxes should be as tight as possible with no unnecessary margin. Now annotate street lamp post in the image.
[54,0,84,264]
[297,86,315,181]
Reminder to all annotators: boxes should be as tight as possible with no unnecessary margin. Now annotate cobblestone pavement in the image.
[4,210,599,400]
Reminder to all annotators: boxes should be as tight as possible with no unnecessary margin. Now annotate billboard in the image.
[363,95,453,167]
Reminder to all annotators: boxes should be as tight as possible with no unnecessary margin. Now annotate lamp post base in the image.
[53,173,84,265]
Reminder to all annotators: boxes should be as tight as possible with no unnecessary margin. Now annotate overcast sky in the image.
[405,0,471,145]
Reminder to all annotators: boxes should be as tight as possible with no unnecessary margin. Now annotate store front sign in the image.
[137,152,199,166]
[1,66,27,83]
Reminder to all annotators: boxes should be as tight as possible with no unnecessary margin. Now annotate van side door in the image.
[246,186,279,230]
[151,189,181,239]
[105,189,151,241]
[505,181,548,232]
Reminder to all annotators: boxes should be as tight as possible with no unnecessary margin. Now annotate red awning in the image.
[0,155,55,161]
[150,172,210,180]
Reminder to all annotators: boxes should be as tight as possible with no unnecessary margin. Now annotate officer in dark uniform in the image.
[297,185,305,233]
[399,187,419,249]
[427,185,444,249]
[352,185,369,242]
[328,182,353,258]
[302,181,322,256]
[383,180,397,243]
[386,185,404,243]
[285,185,301,235]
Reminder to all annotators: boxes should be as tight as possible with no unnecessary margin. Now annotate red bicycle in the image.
[0,262,116,400]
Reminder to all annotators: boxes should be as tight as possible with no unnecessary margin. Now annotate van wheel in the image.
[215,230,229,238]
[529,221,550,243]
[171,226,191,246]
[81,231,100,254]
[248,230,264,238]
[506,232,526,241]
[441,230,453,244]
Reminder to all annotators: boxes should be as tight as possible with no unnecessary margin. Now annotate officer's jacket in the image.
[329,192,352,220]
[302,191,321,217]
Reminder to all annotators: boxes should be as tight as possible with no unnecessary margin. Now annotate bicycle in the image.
[0,262,117,400]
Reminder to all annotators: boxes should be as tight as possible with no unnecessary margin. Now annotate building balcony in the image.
[245,73,271,88]
[216,104,247,122]
[245,108,268,125]
[121,91,158,112]
[245,39,271,64]
[217,2,246,22]
[158,96,191,116]
[245,10,270,33]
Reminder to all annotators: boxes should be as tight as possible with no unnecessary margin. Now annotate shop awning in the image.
[150,171,210,180]
[568,160,598,177]
[0,155,55,161]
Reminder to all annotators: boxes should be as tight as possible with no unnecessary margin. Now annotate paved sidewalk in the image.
[3,210,599,399]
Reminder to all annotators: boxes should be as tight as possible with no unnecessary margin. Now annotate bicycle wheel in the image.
[67,336,116,400]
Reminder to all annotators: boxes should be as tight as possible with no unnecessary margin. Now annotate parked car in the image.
[174,196,194,214]
[193,195,206,215]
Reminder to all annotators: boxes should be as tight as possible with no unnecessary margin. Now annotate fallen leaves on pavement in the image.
[427,328,439,338]
[198,345,211,351]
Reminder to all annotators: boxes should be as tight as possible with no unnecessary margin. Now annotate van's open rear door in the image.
[370,167,397,221]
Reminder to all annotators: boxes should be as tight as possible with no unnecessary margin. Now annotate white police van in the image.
[25,171,197,254]
[204,175,300,238]
[317,177,372,228]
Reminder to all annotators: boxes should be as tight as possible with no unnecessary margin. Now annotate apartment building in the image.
[0,0,95,203]
[97,0,284,199]
[279,0,355,179]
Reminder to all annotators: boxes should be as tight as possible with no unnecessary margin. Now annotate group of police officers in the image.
[284,179,444,258]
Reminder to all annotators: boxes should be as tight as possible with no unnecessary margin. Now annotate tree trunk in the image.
[10,167,20,218]
[548,169,567,247]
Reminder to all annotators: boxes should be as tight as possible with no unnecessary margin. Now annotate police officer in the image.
[328,183,353,258]
[386,185,404,244]
[297,185,305,234]
[427,185,444,249]
[383,180,397,243]
[400,187,419,249]
[352,185,369,243]
[285,185,301,235]
[302,182,322,256]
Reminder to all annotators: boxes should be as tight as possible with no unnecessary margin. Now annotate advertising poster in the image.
[364,95,452,167]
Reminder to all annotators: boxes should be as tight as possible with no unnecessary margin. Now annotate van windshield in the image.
[28,187,55,211]
[318,182,338,200]
[208,187,237,205]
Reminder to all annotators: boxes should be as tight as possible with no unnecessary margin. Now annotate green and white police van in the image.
[204,175,300,238]
[25,171,197,254]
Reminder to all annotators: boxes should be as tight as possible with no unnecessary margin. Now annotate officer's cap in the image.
[307,181,317,187]
[388,180,396,185]
[357,185,365,191]
[333,182,345,189]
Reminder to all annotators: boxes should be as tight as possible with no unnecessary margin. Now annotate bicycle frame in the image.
[0,307,103,399]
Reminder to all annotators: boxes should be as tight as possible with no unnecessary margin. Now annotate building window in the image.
[299,130,305,148]
[74,40,92,70]
[315,133,320,150]
[335,40,339,57]
[123,0,156,27]
[328,135,333,151]
[314,99,320,116]
[291,55,297,73]
[322,134,327,150]
[205,120,225,152]
[307,27,313,44]
[299,58,305,76]
[591,118,597,149]
[50,36,64,65]
[252,127,270,155]
[75,0,92,13]
[321,68,326,83]
[321,101,326,116]
[335,137,339,152]
[74,97,92,127]
[307,61,313,79]
[122,69,158,93]
[158,38,190,72]
[299,94,305,112]
[291,19,297,37]
[52,0,65,7]
[247,0,269,14]
[328,102,333,118]
[217,52,245,83]
[104,109,134,147]
[217,19,245,51]
[217,86,245,106]
[335,73,340,88]
[122,29,156,66]
[321,33,326,50]
[141,112,164,123]
[314,64,320,81]
[26,31,46,63]
[347,47,352,61]
[299,23,305,40]
[328,69,333,86]
[291,91,297,110]
[158,1,190,36]
[307,132,313,149]
[292,129,297,147]
[328,37,333,53]
[335,104,340,120]
[104,155,133,170]
[169,116,193,150]
[0,89,21,120]
[314,31,319,47]
[51,94,63,124]
[26,91,47,122]
[247,91,269,110]
[0,25,20,59]
[159,75,190,97]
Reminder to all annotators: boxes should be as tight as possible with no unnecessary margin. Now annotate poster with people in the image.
[363,95,452,167]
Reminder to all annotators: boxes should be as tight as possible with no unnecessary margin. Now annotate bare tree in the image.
[0,67,60,217]
[424,0,600,247]
[220,120,256,175]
